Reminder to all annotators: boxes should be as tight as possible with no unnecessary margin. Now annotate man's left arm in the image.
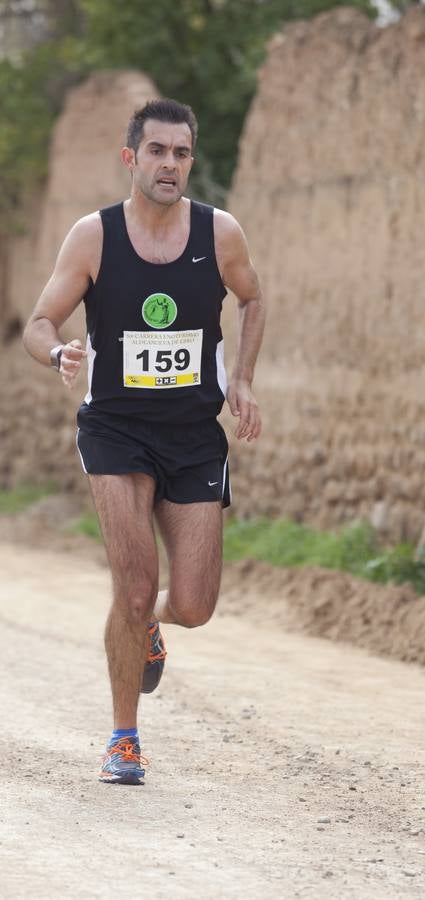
[215,210,266,442]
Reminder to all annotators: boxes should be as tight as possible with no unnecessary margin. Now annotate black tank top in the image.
[81,200,227,423]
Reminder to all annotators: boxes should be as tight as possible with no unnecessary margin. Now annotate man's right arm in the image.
[23,212,102,389]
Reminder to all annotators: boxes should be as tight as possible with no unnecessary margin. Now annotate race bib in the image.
[123,329,203,389]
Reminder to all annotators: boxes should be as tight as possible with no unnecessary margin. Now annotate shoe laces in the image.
[107,738,149,766]
[146,622,167,664]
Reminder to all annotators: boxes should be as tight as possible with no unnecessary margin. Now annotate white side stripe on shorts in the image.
[216,339,227,399]
[222,455,228,499]
[76,428,88,474]
[84,333,96,406]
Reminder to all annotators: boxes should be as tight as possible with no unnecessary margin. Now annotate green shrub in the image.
[0,482,57,514]
[223,517,425,594]
[70,512,102,540]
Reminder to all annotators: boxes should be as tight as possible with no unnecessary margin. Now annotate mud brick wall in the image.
[223,7,425,540]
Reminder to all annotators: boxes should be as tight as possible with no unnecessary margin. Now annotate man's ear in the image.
[121,146,136,172]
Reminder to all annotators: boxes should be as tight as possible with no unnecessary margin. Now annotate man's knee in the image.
[113,572,158,623]
[126,593,155,624]
[170,594,217,628]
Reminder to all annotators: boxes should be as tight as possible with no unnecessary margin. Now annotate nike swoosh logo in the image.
[192,256,207,263]
[208,481,219,486]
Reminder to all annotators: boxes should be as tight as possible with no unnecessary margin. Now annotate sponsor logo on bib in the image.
[142,292,177,329]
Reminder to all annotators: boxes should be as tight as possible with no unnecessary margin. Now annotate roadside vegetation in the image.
[223,518,425,595]
[70,510,102,540]
[0,482,56,514]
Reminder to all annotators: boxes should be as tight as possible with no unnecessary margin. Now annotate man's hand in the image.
[60,339,87,389]
[226,378,261,442]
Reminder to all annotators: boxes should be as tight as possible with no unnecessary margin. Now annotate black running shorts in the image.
[76,404,231,508]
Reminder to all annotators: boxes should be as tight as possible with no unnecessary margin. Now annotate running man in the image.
[23,98,265,784]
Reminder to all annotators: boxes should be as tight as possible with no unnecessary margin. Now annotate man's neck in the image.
[125,193,189,232]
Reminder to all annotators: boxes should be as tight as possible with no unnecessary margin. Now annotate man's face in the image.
[125,119,194,206]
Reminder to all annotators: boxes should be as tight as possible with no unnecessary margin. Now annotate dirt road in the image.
[1,540,425,899]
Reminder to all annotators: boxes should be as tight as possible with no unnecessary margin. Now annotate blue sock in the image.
[110,727,139,746]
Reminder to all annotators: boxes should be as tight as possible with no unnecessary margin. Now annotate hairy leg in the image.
[153,500,223,628]
[89,473,158,729]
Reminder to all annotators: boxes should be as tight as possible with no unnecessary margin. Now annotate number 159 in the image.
[136,348,190,372]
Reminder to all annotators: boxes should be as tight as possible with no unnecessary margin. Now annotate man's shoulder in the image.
[71,210,103,239]
[213,208,246,264]
[56,211,104,276]
[64,211,103,258]
[213,207,242,240]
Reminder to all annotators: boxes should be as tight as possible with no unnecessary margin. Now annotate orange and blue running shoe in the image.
[141,621,167,694]
[99,736,148,785]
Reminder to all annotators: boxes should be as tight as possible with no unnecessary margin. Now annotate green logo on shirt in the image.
[142,293,177,328]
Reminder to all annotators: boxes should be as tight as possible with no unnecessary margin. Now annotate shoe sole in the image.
[99,773,145,785]
[141,658,165,694]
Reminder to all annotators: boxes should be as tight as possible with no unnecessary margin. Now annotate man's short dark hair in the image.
[127,99,198,153]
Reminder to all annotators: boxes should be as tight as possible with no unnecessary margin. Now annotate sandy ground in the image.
[1,539,425,899]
